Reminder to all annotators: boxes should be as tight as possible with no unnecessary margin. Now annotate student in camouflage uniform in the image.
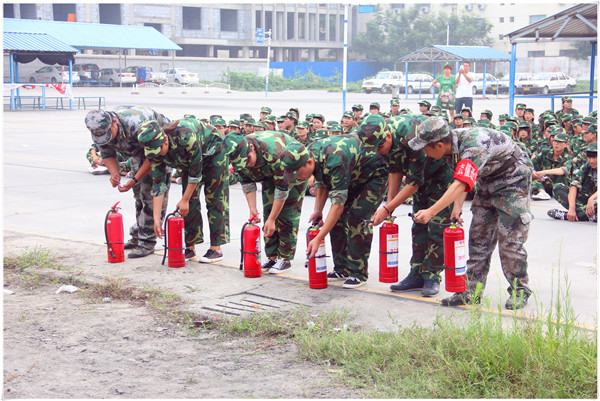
[85,106,171,258]
[371,115,454,297]
[548,142,598,222]
[352,104,364,124]
[515,103,526,121]
[283,114,390,289]
[390,98,400,116]
[223,131,308,274]
[515,121,538,157]
[295,121,312,145]
[410,117,534,310]
[556,96,579,121]
[531,129,573,200]
[341,111,358,134]
[86,144,127,175]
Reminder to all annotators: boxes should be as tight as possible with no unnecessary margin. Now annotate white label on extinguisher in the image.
[256,237,261,264]
[315,240,327,273]
[454,239,467,275]
[387,234,398,268]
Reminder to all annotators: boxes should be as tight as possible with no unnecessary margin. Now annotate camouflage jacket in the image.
[531,147,573,176]
[97,105,170,160]
[149,118,202,197]
[310,134,386,205]
[181,117,224,157]
[235,131,300,201]
[570,162,597,198]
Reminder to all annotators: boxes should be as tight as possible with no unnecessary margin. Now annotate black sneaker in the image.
[441,292,480,306]
[421,280,440,297]
[185,248,196,259]
[199,249,223,263]
[261,259,277,272]
[269,260,292,274]
[343,276,365,289]
[123,239,138,250]
[547,209,567,220]
[390,276,424,292]
[327,271,348,281]
[127,247,154,259]
[505,290,530,310]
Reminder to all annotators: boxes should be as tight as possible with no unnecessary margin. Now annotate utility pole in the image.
[265,29,272,98]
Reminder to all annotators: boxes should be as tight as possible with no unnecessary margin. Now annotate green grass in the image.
[574,79,597,93]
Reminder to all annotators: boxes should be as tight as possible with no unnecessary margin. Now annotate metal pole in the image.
[482,61,487,98]
[509,43,516,115]
[405,62,408,101]
[265,29,272,97]
[446,23,450,46]
[10,53,15,111]
[342,5,348,112]
[589,42,596,114]
[69,58,73,110]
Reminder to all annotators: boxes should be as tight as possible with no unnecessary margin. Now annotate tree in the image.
[351,7,493,63]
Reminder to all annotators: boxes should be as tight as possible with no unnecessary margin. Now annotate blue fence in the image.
[269,61,394,82]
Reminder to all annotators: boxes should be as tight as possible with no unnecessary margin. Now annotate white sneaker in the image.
[269,260,292,274]
[89,166,108,175]
[531,191,551,200]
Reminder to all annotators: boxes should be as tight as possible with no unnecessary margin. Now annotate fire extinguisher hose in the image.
[239,221,248,270]
[104,209,116,259]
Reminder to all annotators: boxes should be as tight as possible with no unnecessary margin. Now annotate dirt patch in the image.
[3,279,363,399]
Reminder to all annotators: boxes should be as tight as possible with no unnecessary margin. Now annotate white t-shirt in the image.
[455,72,474,98]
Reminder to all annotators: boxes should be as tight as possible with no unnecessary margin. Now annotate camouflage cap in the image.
[330,123,342,132]
[460,106,472,116]
[209,114,222,120]
[561,96,573,102]
[369,102,380,109]
[553,132,569,142]
[289,107,300,116]
[453,113,464,120]
[297,121,309,129]
[264,114,277,123]
[312,113,325,122]
[343,111,354,119]
[583,116,597,125]
[475,119,492,128]
[381,112,391,118]
[137,120,165,159]
[481,109,493,118]
[518,121,531,130]
[499,125,512,135]
[223,132,250,170]
[586,142,597,153]
[357,113,387,153]
[254,122,267,129]
[244,118,255,125]
[516,103,527,109]
[409,116,450,150]
[351,104,364,111]
[390,98,400,106]
[549,125,566,137]
[240,113,253,121]
[504,121,518,131]
[419,100,432,108]
[506,116,520,125]
[213,117,226,127]
[524,107,534,114]
[586,123,597,135]
[499,113,509,121]
[228,119,241,128]
[184,114,196,119]
[85,109,113,145]
[285,111,298,122]
[260,107,272,114]
[326,120,337,127]
[561,114,573,123]
[431,106,442,113]
[400,107,412,115]
[589,110,597,118]
[305,113,315,121]
[571,117,583,126]
[277,115,286,123]
[280,142,310,182]
[463,117,475,125]
[425,110,437,117]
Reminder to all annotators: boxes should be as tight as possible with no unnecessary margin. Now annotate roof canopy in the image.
[4,31,79,65]
[3,18,182,51]
[399,45,511,63]
[504,3,597,43]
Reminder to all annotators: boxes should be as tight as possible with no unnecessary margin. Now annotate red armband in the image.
[454,159,478,192]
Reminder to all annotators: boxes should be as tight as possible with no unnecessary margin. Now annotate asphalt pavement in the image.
[3,87,598,331]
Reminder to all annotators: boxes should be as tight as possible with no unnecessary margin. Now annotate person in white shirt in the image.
[454,61,474,115]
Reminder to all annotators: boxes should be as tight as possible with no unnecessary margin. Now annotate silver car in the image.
[28,66,80,84]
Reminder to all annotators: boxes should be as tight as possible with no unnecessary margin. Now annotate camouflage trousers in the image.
[408,186,452,283]
[199,148,230,246]
[531,174,566,196]
[129,156,170,250]
[330,173,387,281]
[465,163,533,296]
[178,174,203,247]
[262,179,308,260]
[553,183,597,221]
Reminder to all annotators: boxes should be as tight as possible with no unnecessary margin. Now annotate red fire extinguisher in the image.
[306,220,327,289]
[443,219,467,292]
[240,215,261,278]
[104,201,124,263]
[379,216,399,283]
[162,209,185,268]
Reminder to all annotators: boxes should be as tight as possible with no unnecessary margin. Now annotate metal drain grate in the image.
[201,291,310,316]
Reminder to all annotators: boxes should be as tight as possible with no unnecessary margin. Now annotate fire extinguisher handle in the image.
[110,201,121,211]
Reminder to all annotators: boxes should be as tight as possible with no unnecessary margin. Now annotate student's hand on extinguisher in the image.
[263,218,276,237]
[154,220,164,239]
[413,208,434,225]
[371,207,389,226]
[308,211,323,226]
[177,199,189,217]
[110,173,121,188]
[117,179,136,192]
[306,237,320,259]
[249,210,261,223]
[451,207,463,225]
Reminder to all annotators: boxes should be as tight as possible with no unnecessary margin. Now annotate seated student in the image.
[548,142,597,222]
[531,128,573,200]
[87,144,127,175]
[516,121,538,158]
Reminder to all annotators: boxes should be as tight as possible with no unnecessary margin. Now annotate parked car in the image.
[125,66,168,84]
[361,71,403,94]
[73,63,100,86]
[99,68,137,87]
[471,73,505,95]
[162,68,199,84]
[28,66,80,84]
[511,73,535,94]
[392,73,435,95]
[518,72,577,95]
